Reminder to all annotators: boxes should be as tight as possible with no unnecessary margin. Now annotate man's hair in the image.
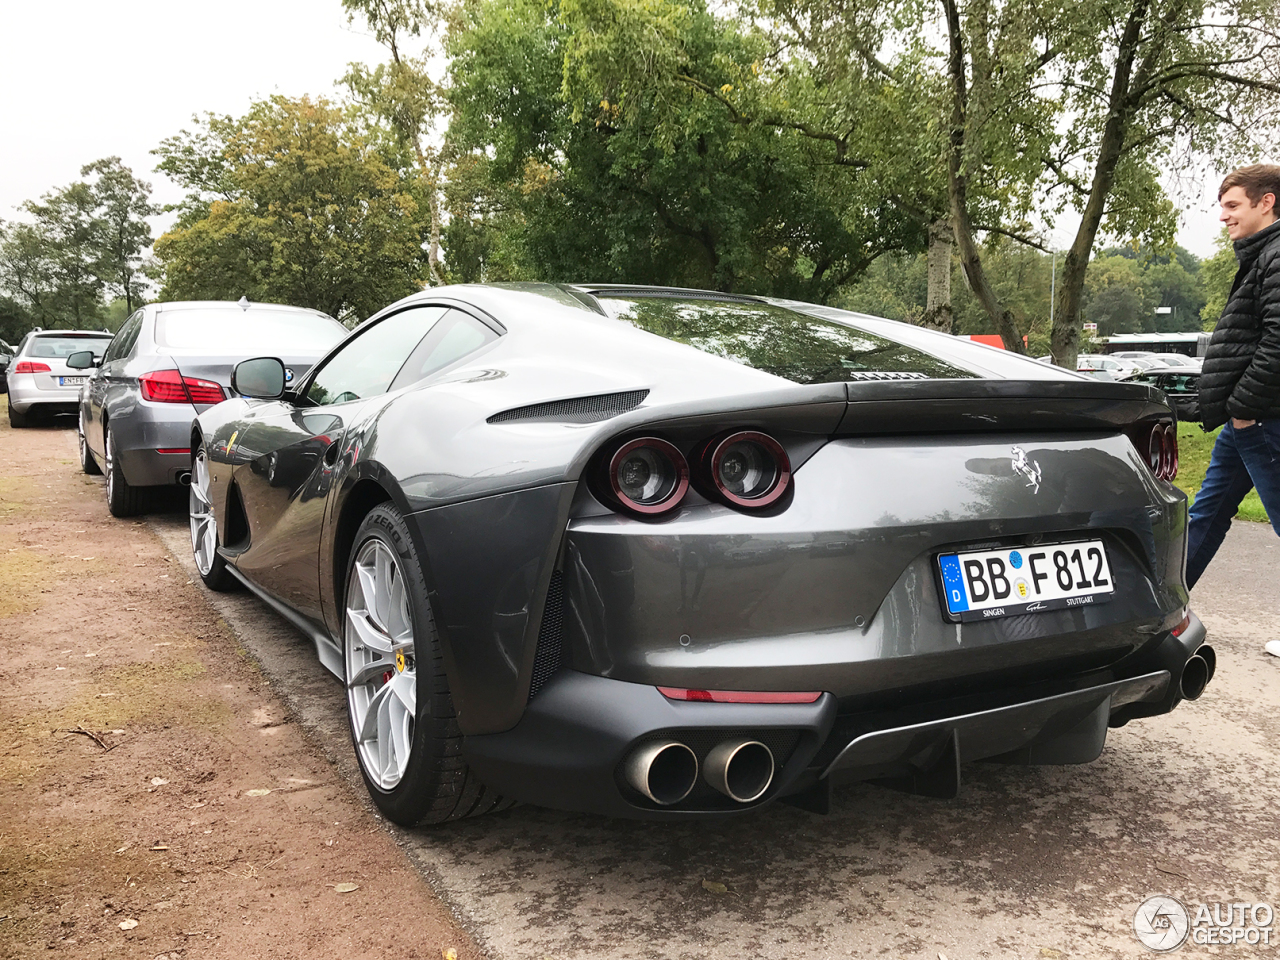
[1218,164,1280,204]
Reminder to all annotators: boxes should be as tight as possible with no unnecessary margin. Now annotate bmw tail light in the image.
[1127,420,1177,481]
[183,377,226,405]
[607,438,689,516]
[13,361,50,374]
[698,431,791,508]
[139,370,226,405]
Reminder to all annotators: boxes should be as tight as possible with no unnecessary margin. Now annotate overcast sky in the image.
[0,1,1233,259]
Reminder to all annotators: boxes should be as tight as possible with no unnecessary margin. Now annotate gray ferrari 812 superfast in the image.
[188,283,1211,825]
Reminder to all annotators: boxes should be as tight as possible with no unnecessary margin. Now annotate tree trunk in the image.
[919,219,954,332]
[941,0,1025,353]
[1049,0,1151,368]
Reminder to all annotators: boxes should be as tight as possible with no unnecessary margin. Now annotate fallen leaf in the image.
[119,919,138,931]
[333,882,359,894]
[115,842,132,854]
[939,953,949,960]
[150,778,169,786]
[1039,950,1062,959]
[442,950,458,960]
[150,845,169,851]
[701,879,728,894]
[244,788,271,797]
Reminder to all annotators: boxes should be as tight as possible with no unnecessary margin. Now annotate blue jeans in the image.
[1186,419,1280,588]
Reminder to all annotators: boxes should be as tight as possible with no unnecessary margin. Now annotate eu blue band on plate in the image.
[938,554,967,612]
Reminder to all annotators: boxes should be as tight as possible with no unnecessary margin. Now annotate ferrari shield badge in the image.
[1010,446,1041,494]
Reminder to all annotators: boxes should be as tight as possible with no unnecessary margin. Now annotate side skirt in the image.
[225,564,344,680]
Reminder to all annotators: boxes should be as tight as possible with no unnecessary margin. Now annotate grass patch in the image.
[1175,422,1270,523]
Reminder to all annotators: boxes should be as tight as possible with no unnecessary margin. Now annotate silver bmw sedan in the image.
[74,300,347,517]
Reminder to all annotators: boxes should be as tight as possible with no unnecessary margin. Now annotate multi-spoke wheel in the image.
[104,424,146,517]
[346,537,417,791]
[78,415,101,475]
[189,442,236,590]
[343,504,509,826]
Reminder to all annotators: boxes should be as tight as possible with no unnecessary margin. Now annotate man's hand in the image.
[1232,417,1259,429]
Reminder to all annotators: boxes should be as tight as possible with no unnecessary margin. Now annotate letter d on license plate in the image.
[937,540,1114,622]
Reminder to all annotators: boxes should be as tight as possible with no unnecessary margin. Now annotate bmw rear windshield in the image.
[155,309,346,353]
[593,294,976,383]
[26,333,112,358]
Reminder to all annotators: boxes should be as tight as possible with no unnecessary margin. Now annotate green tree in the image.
[343,0,450,284]
[446,0,912,300]
[1082,255,1156,336]
[1199,231,1236,328]
[83,157,159,313]
[153,96,429,323]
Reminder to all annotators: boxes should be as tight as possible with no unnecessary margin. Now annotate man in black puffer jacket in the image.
[1187,165,1280,657]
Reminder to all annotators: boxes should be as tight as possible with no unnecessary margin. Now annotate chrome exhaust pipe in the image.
[624,741,698,805]
[1198,644,1216,684]
[704,739,775,803]
[1180,653,1210,701]
[178,471,192,486]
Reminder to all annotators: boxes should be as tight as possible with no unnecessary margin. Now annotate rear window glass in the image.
[155,310,345,353]
[27,334,112,358]
[595,296,976,383]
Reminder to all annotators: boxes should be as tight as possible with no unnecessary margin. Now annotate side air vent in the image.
[846,371,931,382]
[488,389,649,425]
[528,571,565,701]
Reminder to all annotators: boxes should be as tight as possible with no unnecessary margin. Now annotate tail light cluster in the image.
[599,431,792,518]
[1127,420,1178,481]
[13,361,50,374]
[139,369,226,405]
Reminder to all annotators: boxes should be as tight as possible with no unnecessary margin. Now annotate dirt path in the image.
[0,399,482,960]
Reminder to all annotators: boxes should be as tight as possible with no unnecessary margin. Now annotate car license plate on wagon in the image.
[937,540,1114,622]
[59,376,86,387]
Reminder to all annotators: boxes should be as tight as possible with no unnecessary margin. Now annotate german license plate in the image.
[59,376,86,386]
[937,540,1114,621]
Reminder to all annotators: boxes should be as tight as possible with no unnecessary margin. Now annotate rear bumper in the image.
[7,375,82,414]
[110,405,197,486]
[461,612,1209,818]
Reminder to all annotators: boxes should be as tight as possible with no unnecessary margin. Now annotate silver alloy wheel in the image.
[345,538,416,791]
[104,428,115,501]
[189,449,218,576]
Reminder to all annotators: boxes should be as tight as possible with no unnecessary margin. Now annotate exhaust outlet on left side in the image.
[1180,644,1215,701]
[624,740,698,805]
[178,471,192,486]
[704,739,775,803]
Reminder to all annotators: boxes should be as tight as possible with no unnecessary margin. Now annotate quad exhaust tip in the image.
[625,740,699,805]
[178,471,192,486]
[1180,644,1216,701]
[704,738,775,803]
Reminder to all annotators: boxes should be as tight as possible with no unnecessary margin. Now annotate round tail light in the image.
[707,431,791,508]
[1147,426,1163,474]
[608,438,689,515]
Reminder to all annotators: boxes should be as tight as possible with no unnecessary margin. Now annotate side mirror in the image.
[232,357,286,399]
[67,350,98,369]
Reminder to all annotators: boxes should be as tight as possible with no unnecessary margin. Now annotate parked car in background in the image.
[0,338,15,393]
[1076,354,1141,381]
[7,330,114,427]
[188,282,1208,826]
[1133,368,1201,422]
[1148,353,1203,373]
[75,300,347,517]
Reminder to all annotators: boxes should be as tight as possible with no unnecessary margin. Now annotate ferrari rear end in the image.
[458,291,1211,818]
